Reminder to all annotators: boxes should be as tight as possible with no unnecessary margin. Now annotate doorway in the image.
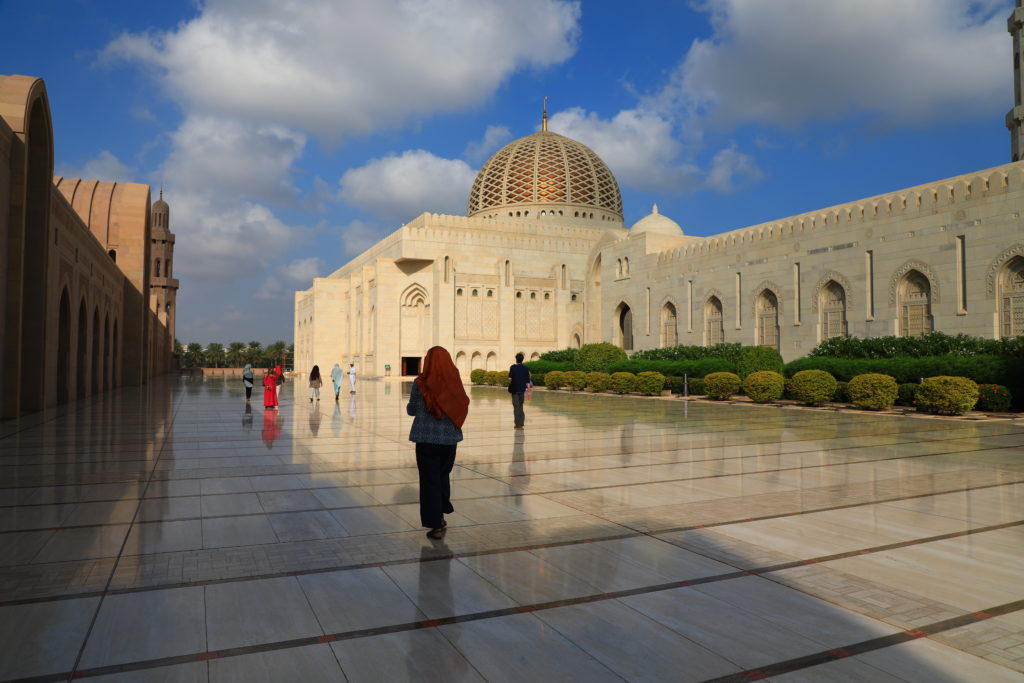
[401,356,421,376]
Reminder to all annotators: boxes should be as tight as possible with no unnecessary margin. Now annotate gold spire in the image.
[542,96,548,132]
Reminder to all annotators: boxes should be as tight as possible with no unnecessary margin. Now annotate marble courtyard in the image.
[0,379,1022,681]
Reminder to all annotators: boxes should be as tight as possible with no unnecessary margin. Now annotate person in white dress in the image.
[348,364,357,394]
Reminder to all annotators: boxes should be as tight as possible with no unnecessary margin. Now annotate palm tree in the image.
[246,341,263,367]
[227,342,246,367]
[265,340,287,368]
[207,342,226,368]
[184,343,204,368]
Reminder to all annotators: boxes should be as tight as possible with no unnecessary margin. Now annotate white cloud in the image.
[464,125,512,164]
[162,115,306,206]
[339,150,476,222]
[340,220,388,257]
[548,107,701,193]
[163,192,306,279]
[102,0,581,140]
[256,257,325,299]
[706,144,765,193]
[55,150,136,183]
[663,0,1008,130]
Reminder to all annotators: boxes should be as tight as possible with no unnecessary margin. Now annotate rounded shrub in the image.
[470,368,487,385]
[790,369,838,406]
[543,370,565,389]
[483,370,502,386]
[976,384,1012,412]
[574,343,628,373]
[847,373,899,410]
[636,371,667,396]
[497,373,511,388]
[563,370,587,391]
[915,376,979,415]
[704,372,741,400]
[832,381,849,403]
[608,372,637,394]
[742,371,785,404]
[896,383,918,407]
[585,372,611,392]
[736,346,784,379]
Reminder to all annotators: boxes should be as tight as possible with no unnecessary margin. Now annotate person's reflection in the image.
[262,408,282,449]
[409,543,454,681]
[619,421,635,464]
[511,429,528,507]
[384,383,391,396]
[348,394,357,420]
[242,403,253,432]
[331,400,343,436]
[308,402,322,437]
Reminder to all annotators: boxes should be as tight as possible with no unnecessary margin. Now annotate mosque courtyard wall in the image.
[600,162,1024,361]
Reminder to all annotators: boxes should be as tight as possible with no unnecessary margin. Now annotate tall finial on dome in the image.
[652,203,659,214]
[542,96,548,132]
[159,183,163,201]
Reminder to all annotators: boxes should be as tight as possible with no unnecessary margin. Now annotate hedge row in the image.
[607,358,736,378]
[783,354,1024,387]
[808,332,1024,359]
[543,370,666,396]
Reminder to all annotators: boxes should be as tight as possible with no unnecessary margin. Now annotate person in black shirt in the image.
[507,352,532,429]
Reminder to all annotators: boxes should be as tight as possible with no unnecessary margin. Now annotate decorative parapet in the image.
[655,162,1024,266]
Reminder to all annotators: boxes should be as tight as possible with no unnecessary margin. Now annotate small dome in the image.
[631,204,682,236]
[153,189,169,213]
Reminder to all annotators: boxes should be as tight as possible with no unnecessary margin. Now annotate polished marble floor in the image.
[0,377,1023,682]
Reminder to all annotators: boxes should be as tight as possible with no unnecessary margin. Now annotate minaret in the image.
[1008,1,1024,161]
[150,188,178,368]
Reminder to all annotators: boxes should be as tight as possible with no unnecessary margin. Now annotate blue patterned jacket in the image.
[406,382,464,445]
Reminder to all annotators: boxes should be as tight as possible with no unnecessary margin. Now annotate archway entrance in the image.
[401,357,421,376]
[616,303,633,351]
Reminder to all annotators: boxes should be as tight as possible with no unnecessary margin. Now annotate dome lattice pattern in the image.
[467,131,622,218]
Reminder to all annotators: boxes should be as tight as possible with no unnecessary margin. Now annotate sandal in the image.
[426,528,445,539]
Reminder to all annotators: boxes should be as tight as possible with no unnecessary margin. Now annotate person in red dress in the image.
[263,369,279,409]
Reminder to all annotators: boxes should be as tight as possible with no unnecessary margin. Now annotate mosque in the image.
[0,75,177,419]
[294,9,1024,377]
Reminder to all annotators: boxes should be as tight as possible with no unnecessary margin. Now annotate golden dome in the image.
[467,130,623,224]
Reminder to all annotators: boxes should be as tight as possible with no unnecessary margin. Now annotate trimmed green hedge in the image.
[632,342,744,363]
[916,376,978,415]
[808,332,1024,359]
[790,369,837,406]
[705,372,741,400]
[976,384,1012,412]
[539,348,578,363]
[585,372,611,392]
[607,358,736,378]
[563,370,587,391]
[608,372,637,394]
[736,346,784,379]
[575,343,627,373]
[784,355,1024,387]
[742,371,784,403]
[636,371,666,396]
[543,370,565,389]
[524,360,573,389]
[848,373,898,410]
[470,369,487,385]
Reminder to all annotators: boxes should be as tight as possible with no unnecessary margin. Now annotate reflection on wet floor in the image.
[0,376,1021,681]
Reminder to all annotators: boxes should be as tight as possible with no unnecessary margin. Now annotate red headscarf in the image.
[415,346,470,429]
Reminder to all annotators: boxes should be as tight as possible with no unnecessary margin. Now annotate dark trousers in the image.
[511,392,525,427]
[245,385,252,400]
[416,442,457,528]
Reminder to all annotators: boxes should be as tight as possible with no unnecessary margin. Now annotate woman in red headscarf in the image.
[406,346,470,539]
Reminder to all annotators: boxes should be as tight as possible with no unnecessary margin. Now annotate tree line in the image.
[174,340,294,369]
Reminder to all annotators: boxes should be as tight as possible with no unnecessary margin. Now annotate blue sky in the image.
[0,0,1014,344]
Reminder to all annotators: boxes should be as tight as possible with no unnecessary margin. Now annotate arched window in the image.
[543,293,550,300]
[1000,256,1024,338]
[456,288,463,296]
[561,264,567,289]
[444,256,450,283]
[571,294,577,302]
[624,257,630,276]
[516,291,522,298]
[757,290,780,350]
[573,333,581,348]
[504,260,510,286]
[705,297,724,346]
[471,289,478,297]
[820,281,847,340]
[487,289,493,297]
[661,303,678,347]
[530,292,536,299]
[899,271,932,338]
[616,259,622,278]
[108,249,116,262]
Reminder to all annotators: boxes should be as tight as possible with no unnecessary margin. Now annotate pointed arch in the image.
[898,270,933,337]
[704,295,724,346]
[998,255,1024,337]
[756,289,780,350]
[819,281,848,340]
